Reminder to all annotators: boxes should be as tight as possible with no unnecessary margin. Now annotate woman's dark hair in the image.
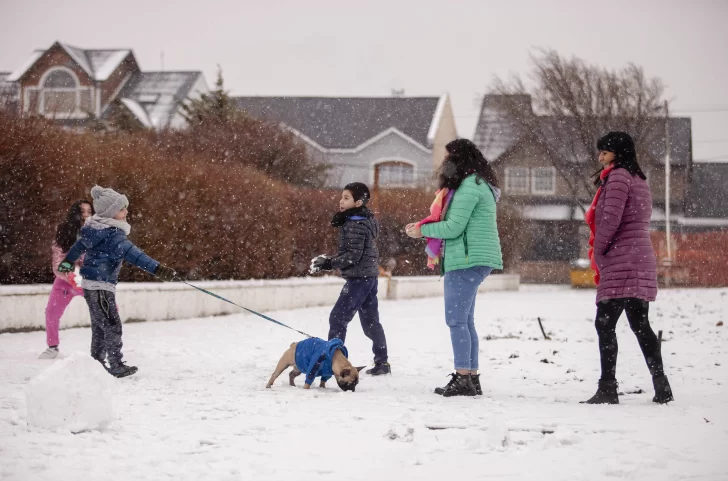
[55,200,93,252]
[593,131,647,186]
[437,139,499,190]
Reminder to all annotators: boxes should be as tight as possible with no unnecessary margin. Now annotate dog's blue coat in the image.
[294,337,348,386]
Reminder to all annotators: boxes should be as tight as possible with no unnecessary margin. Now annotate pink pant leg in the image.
[44,278,83,347]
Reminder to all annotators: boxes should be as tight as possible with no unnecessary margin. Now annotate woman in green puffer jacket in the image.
[406,139,503,397]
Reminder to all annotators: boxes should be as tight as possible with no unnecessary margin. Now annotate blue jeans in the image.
[444,266,493,371]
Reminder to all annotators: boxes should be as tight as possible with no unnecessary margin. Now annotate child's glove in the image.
[58,259,74,273]
[309,255,332,274]
[155,264,177,282]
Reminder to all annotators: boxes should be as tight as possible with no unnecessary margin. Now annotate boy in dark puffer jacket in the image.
[59,186,177,378]
[310,183,390,376]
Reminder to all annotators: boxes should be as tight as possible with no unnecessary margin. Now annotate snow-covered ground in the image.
[1,286,727,480]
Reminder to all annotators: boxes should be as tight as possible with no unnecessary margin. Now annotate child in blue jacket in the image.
[59,186,176,378]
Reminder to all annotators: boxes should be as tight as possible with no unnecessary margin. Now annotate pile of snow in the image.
[26,352,113,432]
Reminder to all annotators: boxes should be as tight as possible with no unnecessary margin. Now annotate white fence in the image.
[0,274,520,333]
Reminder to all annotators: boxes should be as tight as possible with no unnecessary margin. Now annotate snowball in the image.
[26,352,114,432]
[73,267,83,287]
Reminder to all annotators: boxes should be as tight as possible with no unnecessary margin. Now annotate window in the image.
[44,69,76,88]
[376,161,415,187]
[523,221,580,262]
[27,68,93,118]
[532,167,556,195]
[505,167,530,194]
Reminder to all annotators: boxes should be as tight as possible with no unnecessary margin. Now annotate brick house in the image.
[3,41,208,130]
[235,95,457,188]
[473,94,694,283]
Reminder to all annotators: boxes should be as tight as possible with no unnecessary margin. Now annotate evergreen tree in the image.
[181,66,239,125]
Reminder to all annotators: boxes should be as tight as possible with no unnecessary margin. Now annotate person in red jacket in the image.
[39,200,94,359]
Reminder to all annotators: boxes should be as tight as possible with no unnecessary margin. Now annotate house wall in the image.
[431,94,458,168]
[492,142,592,203]
[98,55,138,110]
[321,131,433,189]
[647,163,689,210]
[19,45,93,114]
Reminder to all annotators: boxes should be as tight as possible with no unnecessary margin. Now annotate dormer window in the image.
[27,67,93,118]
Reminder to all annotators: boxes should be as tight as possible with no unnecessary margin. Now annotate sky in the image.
[1,0,726,162]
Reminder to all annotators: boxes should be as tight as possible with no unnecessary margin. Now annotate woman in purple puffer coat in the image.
[582,131,673,405]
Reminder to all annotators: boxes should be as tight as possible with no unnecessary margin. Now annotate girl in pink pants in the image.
[39,200,93,359]
[44,277,84,347]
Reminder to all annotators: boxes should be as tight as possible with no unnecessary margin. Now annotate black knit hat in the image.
[597,131,636,164]
[344,182,370,205]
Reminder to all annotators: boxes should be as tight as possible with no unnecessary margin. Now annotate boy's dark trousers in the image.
[328,277,388,363]
[84,290,124,367]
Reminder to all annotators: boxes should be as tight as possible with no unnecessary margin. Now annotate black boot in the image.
[434,373,455,395]
[652,375,674,404]
[471,374,483,395]
[581,379,619,404]
[366,362,391,376]
[436,373,477,397]
[108,362,138,378]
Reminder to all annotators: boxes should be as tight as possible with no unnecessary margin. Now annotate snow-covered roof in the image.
[8,42,131,82]
[119,98,152,128]
[7,50,44,81]
[115,71,203,129]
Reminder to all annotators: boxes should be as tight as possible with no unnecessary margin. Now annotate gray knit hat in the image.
[90,185,129,219]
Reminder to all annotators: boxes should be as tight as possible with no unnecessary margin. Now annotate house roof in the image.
[473,94,692,165]
[234,96,442,150]
[0,72,19,102]
[685,163,728,219]
[8,42,131,82]
[114,71,203,128]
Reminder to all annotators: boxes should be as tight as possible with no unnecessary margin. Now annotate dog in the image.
[266,337,364,391]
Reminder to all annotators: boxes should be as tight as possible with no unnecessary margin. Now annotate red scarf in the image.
[585,166,614,285]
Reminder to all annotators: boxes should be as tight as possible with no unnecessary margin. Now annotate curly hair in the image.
[437,139,499,190]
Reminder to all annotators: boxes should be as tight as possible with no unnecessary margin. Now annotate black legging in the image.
[595,298,665,381]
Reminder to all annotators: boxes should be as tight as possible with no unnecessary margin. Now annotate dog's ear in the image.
[355,366,366,372]
[340,368,351,377]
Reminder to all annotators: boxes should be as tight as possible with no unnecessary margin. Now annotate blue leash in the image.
[175,278,313,338]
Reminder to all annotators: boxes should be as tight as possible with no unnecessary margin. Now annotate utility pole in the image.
[664,100,672,264]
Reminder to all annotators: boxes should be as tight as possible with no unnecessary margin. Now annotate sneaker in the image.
[38,346,59,359]
[107,362,138,378]
[366,362,391,376]
[437,373,477,397]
